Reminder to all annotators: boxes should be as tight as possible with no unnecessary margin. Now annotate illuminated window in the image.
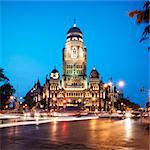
[71,47,77,58]
[72,37,78,41]
[67,65,73,69]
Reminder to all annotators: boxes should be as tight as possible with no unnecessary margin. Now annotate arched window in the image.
[96,93,97,97]
[55,93,57,97]
[71,47,77,58]
[92,93,94,97]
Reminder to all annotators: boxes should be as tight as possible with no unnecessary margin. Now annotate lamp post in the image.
[118,80,125,97]
[90,85,93,112]
[48,83,51,111]
[98,81,101,112]
[103,83,108,111]
[83,89,86,110]
[140,86,149,109]
[108,81,115,113]
[117,80,125,111]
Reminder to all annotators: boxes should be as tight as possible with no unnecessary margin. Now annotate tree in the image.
[0,83,16,110]
[115,98,140,110]
[129,1,150,50]
[0,68,15,110]
[0,68,9,82]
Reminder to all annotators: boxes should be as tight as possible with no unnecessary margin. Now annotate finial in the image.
[109,77,112,82]
[73,18,76,27]
[37,78,40,84]
[46,74,49,82]
[93,65,96,70]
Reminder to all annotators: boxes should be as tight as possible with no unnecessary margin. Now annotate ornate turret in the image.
[50,67,60,80]
[90,68,99,79]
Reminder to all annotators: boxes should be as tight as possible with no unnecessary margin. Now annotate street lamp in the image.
[48,83,51,111]
[107,81,115,113]
[104,83,108,88]
[5,105,8,109]
[10,96,15,100]
[118,80,125,88]
[98,81,101,112]
[117,80,125,98]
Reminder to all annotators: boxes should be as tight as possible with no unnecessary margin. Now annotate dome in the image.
[66,23,83,40]
[67,26,82,34]
[90,68,99,79]
[50,68,60,80]
[51,68,58,74]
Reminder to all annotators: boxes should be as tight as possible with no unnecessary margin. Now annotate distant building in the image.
[25,22,118,111]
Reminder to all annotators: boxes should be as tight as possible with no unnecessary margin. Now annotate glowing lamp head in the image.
[68,99,71,103]
[118,80,125,88]
[78,99,81,102]
[10,96,14,100]
[104,84,108,88]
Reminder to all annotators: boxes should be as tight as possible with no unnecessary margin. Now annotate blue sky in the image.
[0,1,149,106]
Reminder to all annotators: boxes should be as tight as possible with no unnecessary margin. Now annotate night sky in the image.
[1,1,149,107]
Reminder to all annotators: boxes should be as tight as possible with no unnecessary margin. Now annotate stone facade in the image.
[26,23,118,111]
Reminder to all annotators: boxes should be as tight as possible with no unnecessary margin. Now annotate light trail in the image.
[0,116,99,128]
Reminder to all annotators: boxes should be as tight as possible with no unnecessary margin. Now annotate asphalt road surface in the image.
[0,118,149,150]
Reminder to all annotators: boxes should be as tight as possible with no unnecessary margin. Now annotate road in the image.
[0,118,149,150]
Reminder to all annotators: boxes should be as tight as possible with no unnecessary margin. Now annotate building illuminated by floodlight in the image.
[25,22,118,111]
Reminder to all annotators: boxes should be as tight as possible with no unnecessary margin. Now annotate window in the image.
[76,65,82,69]
[71,47,77,58]
[96,93,97,97]
[55,93,57,97]
[67,65,73,69]
[92,93,94,97]
[67,70,72,74]
[72,37,78,41]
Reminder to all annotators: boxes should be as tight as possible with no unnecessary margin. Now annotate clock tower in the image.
[62,22,87,90]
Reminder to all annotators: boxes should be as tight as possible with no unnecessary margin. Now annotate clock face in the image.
[71,47,77,58]
[50,73,59,79]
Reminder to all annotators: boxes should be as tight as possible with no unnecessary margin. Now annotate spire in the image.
[93,65,96,70]
[73,18,76,27]
[46,74,48,81]
[37,78,40,87]
[109,77,112,82]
